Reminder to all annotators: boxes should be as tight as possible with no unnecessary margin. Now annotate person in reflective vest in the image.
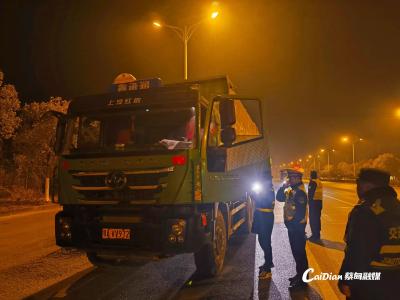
[308,170,323,241]
[338,168,400,300]
[251,175,275,280]
[276,169,309,291]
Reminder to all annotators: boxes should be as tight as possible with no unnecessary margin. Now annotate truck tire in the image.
[87,252,129,268]
[87,251,109,267]
[194,209,227,277]
[86,252,144,268]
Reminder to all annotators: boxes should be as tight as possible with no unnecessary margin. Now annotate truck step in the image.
[231,217,246,233]
[230,202,246,216]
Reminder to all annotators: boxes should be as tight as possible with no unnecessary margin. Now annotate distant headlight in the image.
[252,182,263,194]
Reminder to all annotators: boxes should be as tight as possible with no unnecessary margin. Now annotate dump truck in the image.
[52,74,274,276]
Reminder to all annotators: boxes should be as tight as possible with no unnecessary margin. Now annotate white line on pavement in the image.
[324,194,355,207]
[306,243,340,300]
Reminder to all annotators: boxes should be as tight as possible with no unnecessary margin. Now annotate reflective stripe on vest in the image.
[313,179,323,200]
[380,245,400,254]
[300,183,308,223]
[257,208,274,213]
[370,244,400,270]
[370,257,400,269]
[369,201,400,270]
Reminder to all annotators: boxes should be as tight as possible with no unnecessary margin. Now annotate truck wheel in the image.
[87,251,107,267]
[86,252,125,267]
[87,252,147,268]
[194,210,227,277]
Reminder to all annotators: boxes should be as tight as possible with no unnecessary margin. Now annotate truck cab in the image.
[53,75,274,276]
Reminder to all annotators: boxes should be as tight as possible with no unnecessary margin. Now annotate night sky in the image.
[1,0,400,163]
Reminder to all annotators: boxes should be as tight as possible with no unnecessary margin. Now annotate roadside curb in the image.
[0,203,60,218]
[306,242,342,300]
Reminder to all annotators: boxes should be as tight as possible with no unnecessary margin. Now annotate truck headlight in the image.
[168,219,186,243]
[172,224,183,236]
[58,216,72,240]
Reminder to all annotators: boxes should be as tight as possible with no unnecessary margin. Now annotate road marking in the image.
[306,243,340,300]
[324,194,354,207]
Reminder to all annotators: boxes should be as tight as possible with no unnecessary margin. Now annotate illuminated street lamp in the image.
[153,11,219,80]
[320,148,335,174]
[395,107,400,119]
[307,154,316,170]
[211,11,219,19]
[341,136,364,178]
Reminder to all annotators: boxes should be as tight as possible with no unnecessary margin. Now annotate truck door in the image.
[202,97,266,203]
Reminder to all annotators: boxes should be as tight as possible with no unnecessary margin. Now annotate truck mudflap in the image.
[55,205,211,258]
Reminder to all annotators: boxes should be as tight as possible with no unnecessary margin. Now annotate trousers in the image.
[309,200,322,238]
[258,215,274,268]
[287,223,309,276]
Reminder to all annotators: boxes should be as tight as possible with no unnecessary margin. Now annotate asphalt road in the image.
[1,182,398,300]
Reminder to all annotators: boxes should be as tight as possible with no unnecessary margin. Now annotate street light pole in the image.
[352,141,356,178]
[327,150,330,173]
[341,136,363,178]
[156,23,191,80]
[153,12,219,80]
[318,155,321,172]
[183,27,188,80]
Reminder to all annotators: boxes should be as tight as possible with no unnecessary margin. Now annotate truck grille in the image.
[71,167,174,204]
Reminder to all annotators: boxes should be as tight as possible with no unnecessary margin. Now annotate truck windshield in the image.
[62,107,196,154]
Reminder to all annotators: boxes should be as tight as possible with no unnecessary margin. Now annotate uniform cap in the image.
[286,168,303,178]
[357,168,390,186]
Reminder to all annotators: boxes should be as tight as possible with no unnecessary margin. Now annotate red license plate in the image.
[102,228,131,240]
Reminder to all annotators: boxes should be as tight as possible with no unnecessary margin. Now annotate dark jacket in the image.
[339,186,400,285]
[251,184,275,234]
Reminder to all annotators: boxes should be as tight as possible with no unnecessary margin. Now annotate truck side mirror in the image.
[41,111,67,155]
[218,98,236,128]
[221,127,236,146]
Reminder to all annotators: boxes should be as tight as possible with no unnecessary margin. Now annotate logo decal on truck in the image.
[105,171,127,190]
[107,97,142,106]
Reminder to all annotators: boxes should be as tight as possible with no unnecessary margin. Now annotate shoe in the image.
[259,269,272,280]
[289,279,308,291]
[289,274,299,284]
[308,235,321,242]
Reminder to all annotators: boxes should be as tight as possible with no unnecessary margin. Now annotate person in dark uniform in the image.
[276,169,309,290]
[338,168,400,300]
[308,170,323,241]
[251,176,275,280]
